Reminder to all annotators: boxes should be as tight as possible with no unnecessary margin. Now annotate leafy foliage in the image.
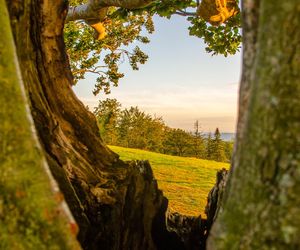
[93,99,233,162]
[118,107,166,151]
[94,98,121,144]
[65,1,154,94]
[163,128,194,156]
[65,0,241,94]
[188,13,241,56]
[94,99,166,151]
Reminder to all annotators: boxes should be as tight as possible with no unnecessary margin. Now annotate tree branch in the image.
[66,0,154,23]
[174,10,197,17]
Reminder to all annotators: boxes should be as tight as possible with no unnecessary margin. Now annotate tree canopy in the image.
[65,0,241,94]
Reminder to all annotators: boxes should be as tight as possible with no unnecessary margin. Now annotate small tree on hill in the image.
[117,106,165,150]
[211,128,226,162]
[192,120,206,159]
[94,98,121,144]
[206,133,214,160]
[163,128,193,156]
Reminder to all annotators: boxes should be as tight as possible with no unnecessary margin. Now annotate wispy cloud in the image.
[75,83,238,132]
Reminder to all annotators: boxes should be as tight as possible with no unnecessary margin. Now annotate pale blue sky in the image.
[73,15,242,133]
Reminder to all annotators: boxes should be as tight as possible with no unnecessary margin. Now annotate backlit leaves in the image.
[65,0,241,94]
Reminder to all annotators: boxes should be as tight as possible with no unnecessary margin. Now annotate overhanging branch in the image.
[66,0,154,23]
[175,10,197,17]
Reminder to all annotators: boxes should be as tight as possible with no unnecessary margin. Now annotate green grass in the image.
[109,145,229,217]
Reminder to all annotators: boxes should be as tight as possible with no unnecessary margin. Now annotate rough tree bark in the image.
[4,0,176,249]
[0,1,80,248]
[208,0,300,249]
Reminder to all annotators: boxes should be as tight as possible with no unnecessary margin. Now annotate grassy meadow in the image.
[109,145,229,217]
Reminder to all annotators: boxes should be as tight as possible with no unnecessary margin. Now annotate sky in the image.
[73,15,242,133]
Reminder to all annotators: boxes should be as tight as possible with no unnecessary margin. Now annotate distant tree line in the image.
[93,98,234,163]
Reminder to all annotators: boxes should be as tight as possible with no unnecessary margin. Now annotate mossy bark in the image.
[4,0,174,249]
[0,1,80,249]
[208,0,300,249]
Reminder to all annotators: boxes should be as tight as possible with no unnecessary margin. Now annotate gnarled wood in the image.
[0,1,80,248]
[6,0,172,249]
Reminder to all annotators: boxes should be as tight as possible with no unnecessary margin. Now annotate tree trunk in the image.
[5,0,173,249]
[208,0,300,249]
[0,1,80,248]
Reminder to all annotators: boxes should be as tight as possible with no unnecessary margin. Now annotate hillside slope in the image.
[109,145,229,217]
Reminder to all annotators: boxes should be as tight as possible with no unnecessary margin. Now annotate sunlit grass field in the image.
[109,145,229,217]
